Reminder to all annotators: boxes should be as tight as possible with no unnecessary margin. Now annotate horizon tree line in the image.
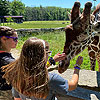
[0,0,95,21]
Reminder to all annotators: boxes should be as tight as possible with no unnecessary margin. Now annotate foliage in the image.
[0,0,97,22]
[0,0,72,21]
[10,0,25,16]
[6,16,13,23]
[16,31,99,71]
[24,6,71,21]
[0,0,25,16]
[0,0,11,15]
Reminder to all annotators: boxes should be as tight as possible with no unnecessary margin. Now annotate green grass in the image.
[16,31,99,71]
[1,20,99,71]
[17,31,65,54]
[0,21,70,29]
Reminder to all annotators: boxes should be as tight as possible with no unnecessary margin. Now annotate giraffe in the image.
[88,3,100,71]
[58,1,100,73]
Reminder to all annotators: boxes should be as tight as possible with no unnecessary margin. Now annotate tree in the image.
[24,7,33,21]
[24,6,72,21]
[0,0,11,16]
[10,0,25,16]
[93,0,97,10]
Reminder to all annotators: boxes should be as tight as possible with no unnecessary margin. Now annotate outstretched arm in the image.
[46,53,66,68]
[68,56,83,91]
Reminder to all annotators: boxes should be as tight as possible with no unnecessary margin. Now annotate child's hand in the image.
[53,53,66,62]
[76,56,83,66]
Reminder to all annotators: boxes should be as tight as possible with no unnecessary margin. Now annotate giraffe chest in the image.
[68,33,100,60]
[68,40,88,59]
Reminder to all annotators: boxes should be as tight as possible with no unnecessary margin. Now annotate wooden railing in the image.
[16,27,65,35]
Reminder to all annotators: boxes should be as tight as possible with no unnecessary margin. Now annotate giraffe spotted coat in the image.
[58,2,100,73]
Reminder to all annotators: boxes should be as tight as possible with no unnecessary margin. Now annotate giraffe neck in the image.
[65,18,100,66]
[88,34,100,58]
[67,34,94,60]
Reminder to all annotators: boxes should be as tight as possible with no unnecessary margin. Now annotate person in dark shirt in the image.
[0,26,18,100]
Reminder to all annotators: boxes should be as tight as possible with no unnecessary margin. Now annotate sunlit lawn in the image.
[0,21,70,29]
[17,31,99,71]
[1,21,98,71]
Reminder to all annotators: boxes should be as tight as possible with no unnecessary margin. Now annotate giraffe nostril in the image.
[98,21,100,25]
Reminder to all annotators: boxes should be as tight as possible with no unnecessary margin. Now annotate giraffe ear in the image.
[92,3,100,21]
[67,11,71,21]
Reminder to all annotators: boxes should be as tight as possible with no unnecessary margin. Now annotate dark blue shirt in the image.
[0,52,15,90]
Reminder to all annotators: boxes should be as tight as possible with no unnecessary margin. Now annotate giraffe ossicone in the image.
[58,1,100,73]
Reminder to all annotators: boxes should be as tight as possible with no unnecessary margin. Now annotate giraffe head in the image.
[58,1,93,73]
[58,2,100,73]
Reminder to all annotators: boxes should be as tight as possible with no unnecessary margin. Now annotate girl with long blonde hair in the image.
[2,37,83,100]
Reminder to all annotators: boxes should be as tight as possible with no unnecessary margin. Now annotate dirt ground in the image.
[11,49,20,59]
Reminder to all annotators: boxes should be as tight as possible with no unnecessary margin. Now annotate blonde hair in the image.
[2,37,49,99]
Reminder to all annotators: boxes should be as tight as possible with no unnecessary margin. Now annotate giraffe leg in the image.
[71,1,80,23]
[96,53,100,72]
[88,36,100,71]
[90,58,96,71]
[88,46,96,71]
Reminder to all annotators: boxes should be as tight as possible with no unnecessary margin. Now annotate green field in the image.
[17,32,99,71]
[0,21,70,29]
[1,21,99,71]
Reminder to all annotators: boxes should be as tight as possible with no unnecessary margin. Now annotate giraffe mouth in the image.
[58,57,70,73]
